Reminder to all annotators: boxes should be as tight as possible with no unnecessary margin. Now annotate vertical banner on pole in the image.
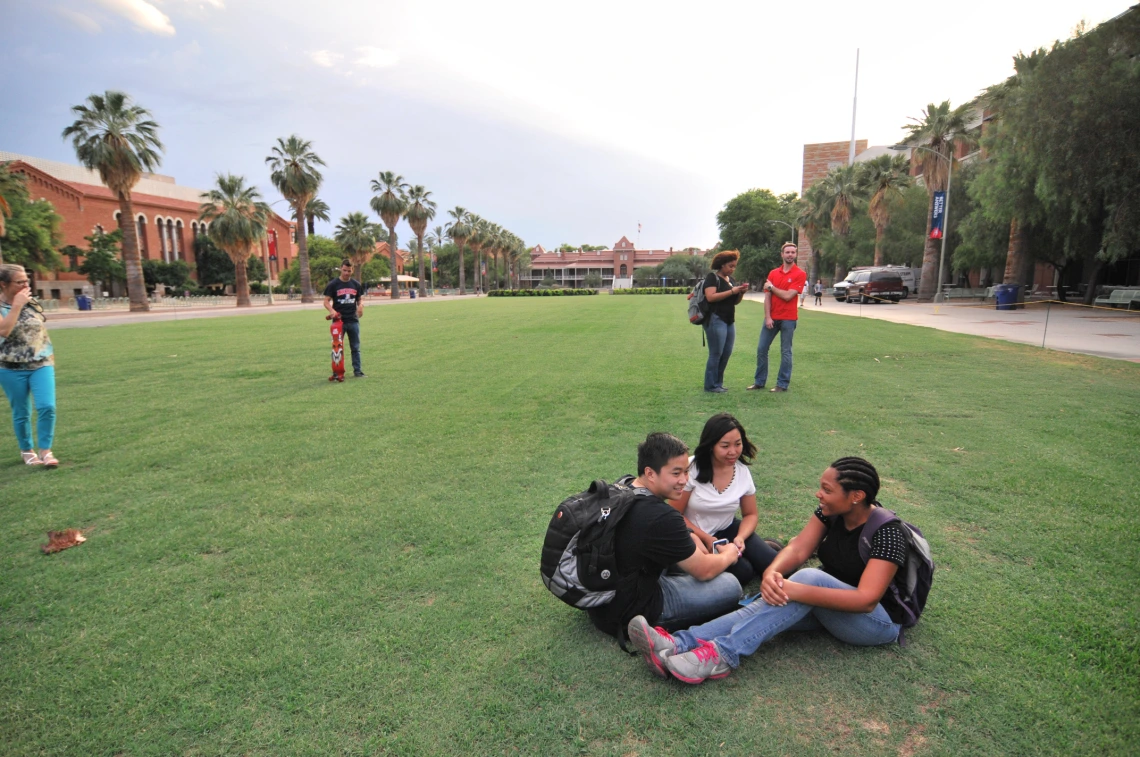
[929,191,946,240]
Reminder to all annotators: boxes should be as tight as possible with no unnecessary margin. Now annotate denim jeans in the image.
[712,520,779,587]
[672,568,899,668]
[343,320,362,374]
[656,571,742,631]
[703,314,735,391]
[0,365,56,451]
[754,319,797,389]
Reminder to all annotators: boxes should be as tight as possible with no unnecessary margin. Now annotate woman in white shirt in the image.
[671,413,779,586]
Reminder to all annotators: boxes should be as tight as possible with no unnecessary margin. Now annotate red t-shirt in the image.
[767,265,807,321]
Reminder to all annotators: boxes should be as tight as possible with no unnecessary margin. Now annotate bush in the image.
[610,287,690,295]
[487,288,599,297]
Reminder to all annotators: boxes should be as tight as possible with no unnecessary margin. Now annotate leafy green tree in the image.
[0,194,62,274]
[198,173,272,307]
[62,90,163,311]
[335,212,378,281]
[78,229,125,291]
[370,171,408,299]
[446,206,471,294]
[0,162,32,265]
[142,260,191,293]
[267,135,325,303]
[819,164,864,280]
[858,153,912,266]
[901,101,976,299]
[403,185,436,296]
[583,271,603,288]
[360,255,390,287]
[715,188,786,284]
[633,266,660,287]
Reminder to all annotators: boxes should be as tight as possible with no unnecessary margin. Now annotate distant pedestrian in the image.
[748,243,806,393]
[323,260,367,378]
[702,250,749,393]
[0,265,59,467]
[814,279,823,306]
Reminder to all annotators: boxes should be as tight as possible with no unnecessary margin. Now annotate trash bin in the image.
[76,295,92,311]
[994,284,1020,311]
[410,288,417,299]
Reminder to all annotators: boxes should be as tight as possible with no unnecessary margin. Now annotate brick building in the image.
[523,236,709,288]
[797,140,867,277]
[1,151,298,302]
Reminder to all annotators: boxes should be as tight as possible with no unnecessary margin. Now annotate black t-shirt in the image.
[323,278,365,322]
[703,272,740,325]
[813,506,909,624]
[587,493,696,636]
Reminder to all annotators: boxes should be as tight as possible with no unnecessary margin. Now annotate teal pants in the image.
[0,365,56,451]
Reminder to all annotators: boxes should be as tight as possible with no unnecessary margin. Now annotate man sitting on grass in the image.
[587,432,744,642]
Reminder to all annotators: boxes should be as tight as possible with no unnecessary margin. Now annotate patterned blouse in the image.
[0,302,54,370]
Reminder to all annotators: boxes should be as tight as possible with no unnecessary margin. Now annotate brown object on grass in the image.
[42,529,86,554]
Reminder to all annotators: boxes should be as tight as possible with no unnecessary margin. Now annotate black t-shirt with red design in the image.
[323,278,365,322]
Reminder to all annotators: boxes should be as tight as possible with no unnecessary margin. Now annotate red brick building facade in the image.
[525,236,709,288]
[1,152,297,301]
[798,140,867,276]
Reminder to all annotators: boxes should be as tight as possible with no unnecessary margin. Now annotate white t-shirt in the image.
[681,456,757,535]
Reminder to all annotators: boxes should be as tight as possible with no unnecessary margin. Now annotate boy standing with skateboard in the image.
[323,260,366,378]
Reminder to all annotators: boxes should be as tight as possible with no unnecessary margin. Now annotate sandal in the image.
[21,451,42,466]
[40,451,59,468]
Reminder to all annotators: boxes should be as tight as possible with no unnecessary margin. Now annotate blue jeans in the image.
[0,365,56,451]
[343,320,362,374]
[754,319,797,389]
[712,520,779,587]
[672,568,899,668]
[657,571,742,631]
[703,315,735,391]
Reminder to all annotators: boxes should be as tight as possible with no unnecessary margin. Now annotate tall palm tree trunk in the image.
[1002,217,1024,284]
[458,243,466,295]
[295,202,314,303]
[917,197,940,301]
[416,235,427,297]
[387,226,400,298]
[117,194,149,312]
[234,257,251,307]
[873,226,886,267]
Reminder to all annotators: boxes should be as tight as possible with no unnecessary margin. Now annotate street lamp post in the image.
[893,144,952,303]
[768,219,796,245]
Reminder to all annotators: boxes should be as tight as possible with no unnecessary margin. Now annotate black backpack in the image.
[540,476,642,609]
[857,506,934,643]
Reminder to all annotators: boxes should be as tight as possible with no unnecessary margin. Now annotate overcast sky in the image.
[2,0,1132,250]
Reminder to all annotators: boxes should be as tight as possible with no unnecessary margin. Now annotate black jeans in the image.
[713,519,779,587]
[343,320,362,374]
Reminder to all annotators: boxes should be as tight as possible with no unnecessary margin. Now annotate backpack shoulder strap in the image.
[857,506,898,564]
[588,479,610,497]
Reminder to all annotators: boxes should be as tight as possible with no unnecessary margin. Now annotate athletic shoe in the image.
[705,387,728,393]
[665,639,732,684]
[354,372,367,378]
[627,615,677,679]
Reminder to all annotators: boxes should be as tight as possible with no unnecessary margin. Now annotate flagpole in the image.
[849,49,860,165]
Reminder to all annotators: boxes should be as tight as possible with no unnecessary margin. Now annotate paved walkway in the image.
[47,293,479,330]
[742,293,1140,362]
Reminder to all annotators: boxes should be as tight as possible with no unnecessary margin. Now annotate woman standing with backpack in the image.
[701,250,749,393]
[629,456,929,684]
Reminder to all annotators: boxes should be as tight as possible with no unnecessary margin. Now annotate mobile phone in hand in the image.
[711,538,729,551]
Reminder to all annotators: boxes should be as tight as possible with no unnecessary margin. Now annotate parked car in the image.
[833,271,858,301]
[835,266,919,301]
[845,270,905,303]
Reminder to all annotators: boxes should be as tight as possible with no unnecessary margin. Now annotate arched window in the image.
[619,264,628,277]
[157,217,169,261]
[174,220,184,260]
[136,214,149,259]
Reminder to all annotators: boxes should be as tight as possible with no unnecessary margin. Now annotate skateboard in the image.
[327,313,345,382]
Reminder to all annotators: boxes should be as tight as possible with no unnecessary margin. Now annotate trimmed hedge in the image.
[488,288,599,297]
[611,287,690,295]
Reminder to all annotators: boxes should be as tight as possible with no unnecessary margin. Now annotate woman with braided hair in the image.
[627,457,912,685]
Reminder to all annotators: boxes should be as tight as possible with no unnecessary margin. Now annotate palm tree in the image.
[819,164,862,280]
[858,153,912,266]
[302,197,331,236]
[797,182,831,283]
[446,207,471,294]
[335,211,377,281]
[198,174,271,307]
[369,171,408,299]
[902,101,976,300]
[466,215,487,294]
[267,135,325,303]
[403,185,437,297]
[62,91,163,312]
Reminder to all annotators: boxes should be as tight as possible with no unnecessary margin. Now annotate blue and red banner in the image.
[929,191,946,240]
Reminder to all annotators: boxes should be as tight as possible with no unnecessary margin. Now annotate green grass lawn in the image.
[2,295,1138,756]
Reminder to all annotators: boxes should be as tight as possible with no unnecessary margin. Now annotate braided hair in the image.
[829,456,880,506]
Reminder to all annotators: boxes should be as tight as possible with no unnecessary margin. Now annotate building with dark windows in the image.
[524,236,709,289]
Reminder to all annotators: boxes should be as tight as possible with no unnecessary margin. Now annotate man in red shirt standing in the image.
[748,243,807,393]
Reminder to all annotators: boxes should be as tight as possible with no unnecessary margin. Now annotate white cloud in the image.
[355,46,399,69]
[55,8,102,33]
[307,50,344,68]
[96,0,176,36]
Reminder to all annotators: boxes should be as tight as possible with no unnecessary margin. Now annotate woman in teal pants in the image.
[0,264,58,467]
